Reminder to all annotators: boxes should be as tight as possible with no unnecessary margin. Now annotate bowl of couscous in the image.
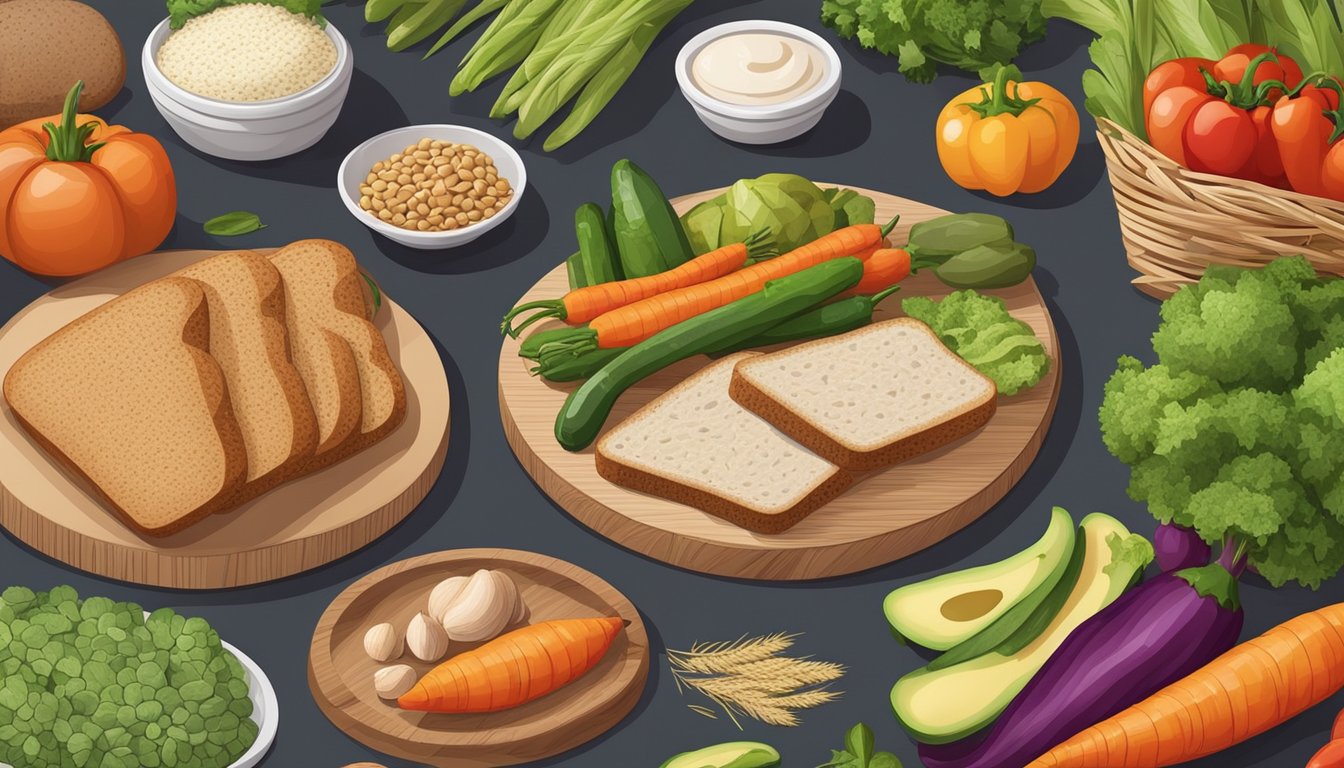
[141,3,353,161]
[338,125,527,250]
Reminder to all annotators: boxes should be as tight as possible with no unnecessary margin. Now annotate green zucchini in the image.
[906,212,1014,260]
[551,257,864,451]
[574,202,622,285]
[565,251,589,291]
[610,159,692,278]
[935,241,1036,289]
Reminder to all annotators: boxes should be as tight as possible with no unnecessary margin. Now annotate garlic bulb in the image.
[406,611,450,662]
[427,575,470,624]
[440,569,515,642]
[373,664,417,699]
[363,622,402,662]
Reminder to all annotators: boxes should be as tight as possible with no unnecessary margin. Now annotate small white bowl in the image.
[221,640,279,768]
[676,20,842,145]
[337,124,527,250]
[142,15,353,161]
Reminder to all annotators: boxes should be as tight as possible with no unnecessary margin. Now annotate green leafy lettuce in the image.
[1099,257,1344,588]
[902,290,1051,395]
[820,0,1048,83]
[167,0,326,29]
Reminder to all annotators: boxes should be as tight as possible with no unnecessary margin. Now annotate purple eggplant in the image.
[1153,522,1212,571]
[917,564,1244,768]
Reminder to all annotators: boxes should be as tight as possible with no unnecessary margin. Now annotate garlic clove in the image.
[512,598,529,626]
[440,568,512,642]
[363,622,403,662]
[491,570,520,624]
[406,611,450,662]
[373,664,418,699]
[427,575,470,624]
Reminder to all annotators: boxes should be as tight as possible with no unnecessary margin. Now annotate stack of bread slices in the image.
[3,239,406,537]
[597,319,998,534]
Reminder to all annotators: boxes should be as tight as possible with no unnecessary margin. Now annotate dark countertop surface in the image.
[1,1,1340,766]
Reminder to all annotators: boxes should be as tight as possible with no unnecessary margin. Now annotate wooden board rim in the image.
[498,185,1062,580]
[0,247,451,589]
[307,547,650,767]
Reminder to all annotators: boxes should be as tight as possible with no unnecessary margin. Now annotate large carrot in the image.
[1028,603,1344,767]
[540,217,898,355]
[501,229,775,338]
[398,617,624,713]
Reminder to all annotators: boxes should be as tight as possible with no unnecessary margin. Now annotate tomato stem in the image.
[1202,51,1282,109]
[41,82,104,163]
[966,65,1041,119]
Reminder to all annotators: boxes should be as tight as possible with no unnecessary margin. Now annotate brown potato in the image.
[0,0,125,129]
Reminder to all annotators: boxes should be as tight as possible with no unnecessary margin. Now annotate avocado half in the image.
[890,512,1143,745]
[883,506,1076,651]
[659,742,781,768]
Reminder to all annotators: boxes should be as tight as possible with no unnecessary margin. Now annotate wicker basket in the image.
[1096,116,1344,298]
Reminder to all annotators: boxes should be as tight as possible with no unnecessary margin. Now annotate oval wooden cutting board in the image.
[0,248,450,589]
[308,548,649,768]
[498,186,1062,580]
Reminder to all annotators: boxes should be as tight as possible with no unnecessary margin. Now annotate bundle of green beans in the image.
[364,0,694,150]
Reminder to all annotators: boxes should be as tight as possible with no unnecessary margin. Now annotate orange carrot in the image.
[849,248,912,295]
[397,617,624,713]
[502,229,775,338]
[1028,603,1344,767]
[542,217,898,355]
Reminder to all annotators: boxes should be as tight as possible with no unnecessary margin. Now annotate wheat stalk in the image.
[667,632,843,729]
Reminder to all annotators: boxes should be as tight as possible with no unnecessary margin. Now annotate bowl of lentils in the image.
[338,125,526,249]
[142,1,353,161]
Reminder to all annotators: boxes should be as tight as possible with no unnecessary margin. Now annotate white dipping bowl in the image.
[338,124,527,250]
[221,640,279,768]
[676,20,842,145]
[142,15,353,161]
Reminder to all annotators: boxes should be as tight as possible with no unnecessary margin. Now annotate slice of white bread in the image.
[729,318,997,471]
[269,239,405,466]
[3,278,248,536]
[175,251,318,501]
[596,353,851,534]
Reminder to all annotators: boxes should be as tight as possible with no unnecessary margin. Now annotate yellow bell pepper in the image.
[936,68,1080,196]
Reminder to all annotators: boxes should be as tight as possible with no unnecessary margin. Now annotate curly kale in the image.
[820,0,1047,82]
[1099,257,1344,588]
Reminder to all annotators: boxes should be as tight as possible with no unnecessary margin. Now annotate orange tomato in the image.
[0,82,175,276]
[936,69,1079,196]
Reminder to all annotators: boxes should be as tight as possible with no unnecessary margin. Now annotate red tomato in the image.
[1144,58,1214,120]
[1213,43,1303,100]
[1184,100,1258,176]
[1148,86,1216,167]
[1243,105,1287,187]
[1307,739,1344,768]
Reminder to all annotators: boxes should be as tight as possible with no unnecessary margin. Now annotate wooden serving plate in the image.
[498,186,1062,580]
[0,248,451,589]
[308,548,649,768]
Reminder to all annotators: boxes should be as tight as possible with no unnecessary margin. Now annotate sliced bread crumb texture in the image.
[3,278,247,536]
[597,354,850,534]
[730,319,997,471]
[270,240,406,464]
[176,251,318,498]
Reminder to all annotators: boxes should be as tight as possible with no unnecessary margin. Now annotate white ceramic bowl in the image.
[142,15,353,161]
[338,124,527,250]
[0,626,277,768]
[675,20,842,145]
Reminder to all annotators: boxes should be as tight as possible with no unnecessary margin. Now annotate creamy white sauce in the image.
[691,33,826,106]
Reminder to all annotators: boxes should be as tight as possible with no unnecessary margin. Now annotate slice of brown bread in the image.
[269,239,405,467]
[596,353,852,534]
[3,278,248,536]
[729,318,998,471]
[175,251,318,502]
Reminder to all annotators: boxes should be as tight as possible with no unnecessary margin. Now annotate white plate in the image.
[337,124,527,250]
[0,619,277,768]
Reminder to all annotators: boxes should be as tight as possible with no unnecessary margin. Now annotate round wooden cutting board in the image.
[498,186,1062,580]
[0,248,450,589]
[308,548,649,768]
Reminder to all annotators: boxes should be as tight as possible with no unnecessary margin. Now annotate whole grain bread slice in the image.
[269,239,405,467]
[175,251,318,502]
[729,318,997,471]
[596,353,851,534]
[3,278,248,536]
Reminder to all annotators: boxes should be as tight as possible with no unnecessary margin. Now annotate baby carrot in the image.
[502,229,774,337]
